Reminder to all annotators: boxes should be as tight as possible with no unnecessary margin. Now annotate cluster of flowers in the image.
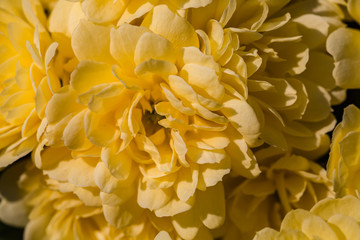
[0,0,360,239]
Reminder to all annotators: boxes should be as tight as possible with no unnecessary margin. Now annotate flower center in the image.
[143,109,165,136]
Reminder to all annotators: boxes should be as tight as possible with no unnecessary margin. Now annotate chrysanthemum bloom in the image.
[328,105,360,197]
[254,195,360,240]
[0,159,127,240]
[0,0,80,168]
[34,0,347,238]
[222,147,333,240]
[40,3,252,238]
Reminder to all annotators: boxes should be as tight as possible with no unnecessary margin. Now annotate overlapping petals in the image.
[223,148,333,239]
[41,4,241,237]
[0,0,78,168]
[0,159,126,240]
[254,195,360,240]
[184,0,344,155]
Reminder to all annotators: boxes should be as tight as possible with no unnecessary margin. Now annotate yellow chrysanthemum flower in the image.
[31,0,348,238]
[39,3,239,239]
[222,147,333,240]
[328,105,360,197]
[254,195,360,240]
[0,0,79,168]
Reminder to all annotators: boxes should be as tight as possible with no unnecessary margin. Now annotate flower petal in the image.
[174,164,198,202]
[101,144,132,181]
[142,4,199,49]
[134,32,175,65]
[84,111,119,147]
[81,0,126,23]
[70,61,118,95]
[137,180,173,211]
[196,183,225,229]
[327,27,360,89]
[172,207,201,239]
[71,19,114,63]
[110,23,151,68]
[154,231,172,240]
[45,85,83,124]
[103,198,143,228]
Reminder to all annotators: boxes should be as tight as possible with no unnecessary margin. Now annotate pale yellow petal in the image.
[178,47,220,72]
[84,111,119,147]
[49,0,84,37]
[199,155,230,187]
[101,144,132,181]
[228,0,268,30]
[22,109,40,138]
[172,207,201,239]
[71,19,114,63]
[117,0,158,26]
[253,228,280,240]
[134,32,175,65]
[103,198,143,228]
[87,83,126,114]
[110,23,150,68]
[137,180,172,211]
[154,231,172,240]
[174,164,198,202]
[339,131,360,169]
[45,85,83,124]
[328,214,360,240]
[293,14,329,50]
[94,161,135,199]
[225,127,261,178]
[134,59,178,85]
[44,155,97,188]
[187,147,226,165]
[142,4,199,49]
[221,94,261,145]
[311,196,360,221]
[327,27,360,89]
[301,80,331,122]
[81,0,126,23]
[196,183,225,229]
[301,214,338,240]
[281,209,313,231]
[70,61,118,95]
[63,109,92,150]
[155,197,193,217]
[180,63,224,102]
[171,129,189,167]
[21,0,46,32]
